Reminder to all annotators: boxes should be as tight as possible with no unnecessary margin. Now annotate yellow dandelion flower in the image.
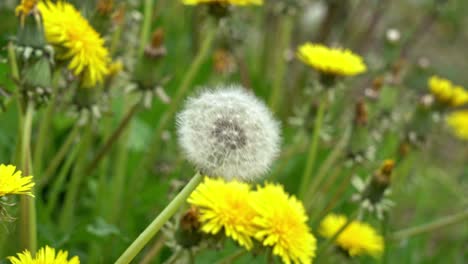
[182,0,263,6]
[428,76,468,107]
[8,245,80,264]
[15,0,38,24]
[451,86,468,107]
[0,164,34,197]
[297,43,367,77]
[252,183,316,264]
[446,110,468,140]
[187,177,257,250]
[38,1,110,88]
[319,213,384,258]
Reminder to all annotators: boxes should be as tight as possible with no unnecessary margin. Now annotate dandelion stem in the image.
[139,0,154,58]
[19,102,37,253]
[305,126,351,207]
[116,172,203,264]
[85,101,141,175]
[298,100,326,199]
[59,125,93,231]
[39,123,81,188]
[46,140,80,215]
[9,41,37,253]
[391,209,468,241]
[139,235,167,264]
[7,42,20,83]
[129,27,215,197]
[268,16,293,113]
[106,103,134,224]
[33,96,55,175]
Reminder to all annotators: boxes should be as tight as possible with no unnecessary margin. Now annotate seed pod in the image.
[177,86,281,181]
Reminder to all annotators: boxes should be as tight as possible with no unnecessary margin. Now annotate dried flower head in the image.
[297,43,367,77]
[177,86,280,181]
[0,164,34,197]
[9,245,80,264]
[319,214,384,258]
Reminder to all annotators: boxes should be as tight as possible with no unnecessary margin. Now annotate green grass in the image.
[0,0,467,263]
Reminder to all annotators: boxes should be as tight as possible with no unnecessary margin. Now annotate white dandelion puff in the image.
[176,85,281,181]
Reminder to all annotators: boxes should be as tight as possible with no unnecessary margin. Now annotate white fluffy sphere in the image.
[177,85,281,181]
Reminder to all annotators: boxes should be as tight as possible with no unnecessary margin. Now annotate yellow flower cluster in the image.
[9,245,79,264]
[38,1,110,88]
[182,0,263,6]
[428,76,468,107]
[188,177,316,264]
[319,213,384,258]
[297,43,367,77]
[0,164,34,197]
[446,111,468,141]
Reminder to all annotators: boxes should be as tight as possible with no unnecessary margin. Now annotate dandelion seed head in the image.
[177,85,281,181]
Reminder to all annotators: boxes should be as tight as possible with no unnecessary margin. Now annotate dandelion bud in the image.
[175,207,202,249]
[364,159,395,204]
[177,86,281,181]
[354,99,368,126]
[144,28,167,59]
[351,160,396,218]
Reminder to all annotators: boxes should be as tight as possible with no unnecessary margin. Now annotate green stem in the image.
[8,42,20,82]
[268,16,293,113]
[86,102,140,175]
[19,102,37,252]
[33,95,55,175]
[106,103,133,224]
[391,209,468,241]
[298,100,326,199]
[39,123,80,188]
[59,125,93,231]
[110,19,123,56]
[304,127,351,207]
[129,27,215,195]
[116,172,204,264]
[46,139,80,215]
[139,235,167,264]
[381,214,389,264]
[139,0,154,58]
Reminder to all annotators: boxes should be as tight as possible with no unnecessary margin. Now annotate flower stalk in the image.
[19,102,37,253]
[268,15,293,113]
[116,171,203,264]
[299,100,326,199]
[128,27,215,197]
[391,209,468,241]
[9,40,37,252]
